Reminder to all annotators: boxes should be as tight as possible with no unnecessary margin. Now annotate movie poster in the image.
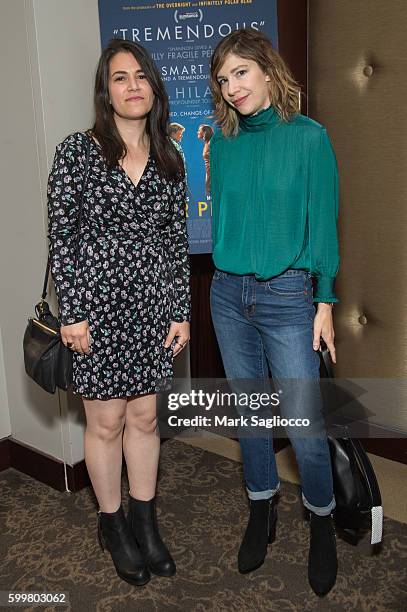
[98,0,278,253]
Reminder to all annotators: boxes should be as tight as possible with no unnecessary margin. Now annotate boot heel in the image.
[268,521,276,543]
[97,512,105,552]
[267,500,277,544]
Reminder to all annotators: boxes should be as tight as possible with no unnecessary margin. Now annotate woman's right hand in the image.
[61,320,91,355]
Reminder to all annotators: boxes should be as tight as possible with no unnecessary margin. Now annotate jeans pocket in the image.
[266,271,308,297]
[213,269,227,281]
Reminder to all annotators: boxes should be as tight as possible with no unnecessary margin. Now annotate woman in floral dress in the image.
[47,39,190,587]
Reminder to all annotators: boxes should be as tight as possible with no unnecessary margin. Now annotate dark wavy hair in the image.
[91,39,184,179]
[199,124,214,142]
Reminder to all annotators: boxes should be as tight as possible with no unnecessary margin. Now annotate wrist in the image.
[317,302,334,310]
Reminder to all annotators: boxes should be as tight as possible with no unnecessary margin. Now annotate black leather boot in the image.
[238,497,277,574]
[98,505,150,586]
[308,512,337,596]
[128,496,176,577]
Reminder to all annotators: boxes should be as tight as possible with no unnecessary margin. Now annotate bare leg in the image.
[123,393,159,501]
[83,397,126,512]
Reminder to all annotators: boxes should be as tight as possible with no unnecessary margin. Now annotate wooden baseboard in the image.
[361,438,407,464]
[0,438,171,492]
[10,438,67,491]
[0,437,90,492]
[66,459,91,491]
[0,437,11,472]
[346,422,407,464]
[0,436,175,492]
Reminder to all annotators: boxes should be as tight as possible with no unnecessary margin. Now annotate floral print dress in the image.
[47,132,190,399]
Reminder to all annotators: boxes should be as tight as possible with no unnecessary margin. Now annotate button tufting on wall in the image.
[358,314,368,325]
[363,65,374,77]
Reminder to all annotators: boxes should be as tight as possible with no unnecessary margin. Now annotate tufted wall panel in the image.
[309,1,407,435]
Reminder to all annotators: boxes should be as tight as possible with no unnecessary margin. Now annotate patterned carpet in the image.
[0,439,406,612]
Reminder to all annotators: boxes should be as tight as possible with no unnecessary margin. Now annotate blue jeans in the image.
[210,269,335,516]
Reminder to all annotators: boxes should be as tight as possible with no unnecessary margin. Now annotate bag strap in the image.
[320,342,383,543]
[41,133,92,302]
[352,437,382,507]
[41,258,51,301]
[320,340,334,379]
[352,436,383,544]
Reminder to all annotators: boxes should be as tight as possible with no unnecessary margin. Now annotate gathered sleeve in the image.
[167,171,191,322]
[308,127,340,302]
[47,133,88,325]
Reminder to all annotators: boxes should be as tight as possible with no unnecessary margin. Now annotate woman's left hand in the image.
[164,321,190,356]
[313,303,336,363]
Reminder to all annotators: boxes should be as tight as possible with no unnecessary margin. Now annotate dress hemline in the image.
[71,380,173,401]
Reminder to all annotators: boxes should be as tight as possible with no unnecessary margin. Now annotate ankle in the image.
[98,502,121,515]
[310,511,334,524]
[129,490,156,502]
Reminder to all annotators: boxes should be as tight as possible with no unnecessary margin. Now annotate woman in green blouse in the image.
[209,29,339,596]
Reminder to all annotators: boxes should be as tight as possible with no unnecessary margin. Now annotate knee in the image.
[126,412,158,435]
[87,416,125,443]
[291,436,329,463]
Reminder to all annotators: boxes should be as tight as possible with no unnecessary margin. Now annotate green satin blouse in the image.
[209,105,340,302]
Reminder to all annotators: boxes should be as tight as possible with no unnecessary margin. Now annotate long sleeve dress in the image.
[47,132,190,400]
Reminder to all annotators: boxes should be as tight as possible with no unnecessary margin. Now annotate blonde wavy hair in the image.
[210,28,301,137]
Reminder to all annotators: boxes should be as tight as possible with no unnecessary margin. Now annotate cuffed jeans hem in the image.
[246,482,281,501]
[302,492,336,516]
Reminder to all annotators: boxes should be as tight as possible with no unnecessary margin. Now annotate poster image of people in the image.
[197,124,214,197]
[168,122,185,143]
[98,0,278,253]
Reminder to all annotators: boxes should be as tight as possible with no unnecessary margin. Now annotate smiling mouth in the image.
[126,96,143,101]
[233,95,249,108]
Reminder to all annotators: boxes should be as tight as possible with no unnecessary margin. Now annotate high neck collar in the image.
[239,105,280,133]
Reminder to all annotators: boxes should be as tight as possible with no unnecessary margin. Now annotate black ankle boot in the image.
[128,496,176,577]
[308,512,337,596]
[98,505,150,586]
[238,497,277,574]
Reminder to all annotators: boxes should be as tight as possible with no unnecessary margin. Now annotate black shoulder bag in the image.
[320,344,383,545]
[23,135,91,394]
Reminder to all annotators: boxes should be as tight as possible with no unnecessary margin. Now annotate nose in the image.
[128,75,140,90]
[227,77,239,99]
